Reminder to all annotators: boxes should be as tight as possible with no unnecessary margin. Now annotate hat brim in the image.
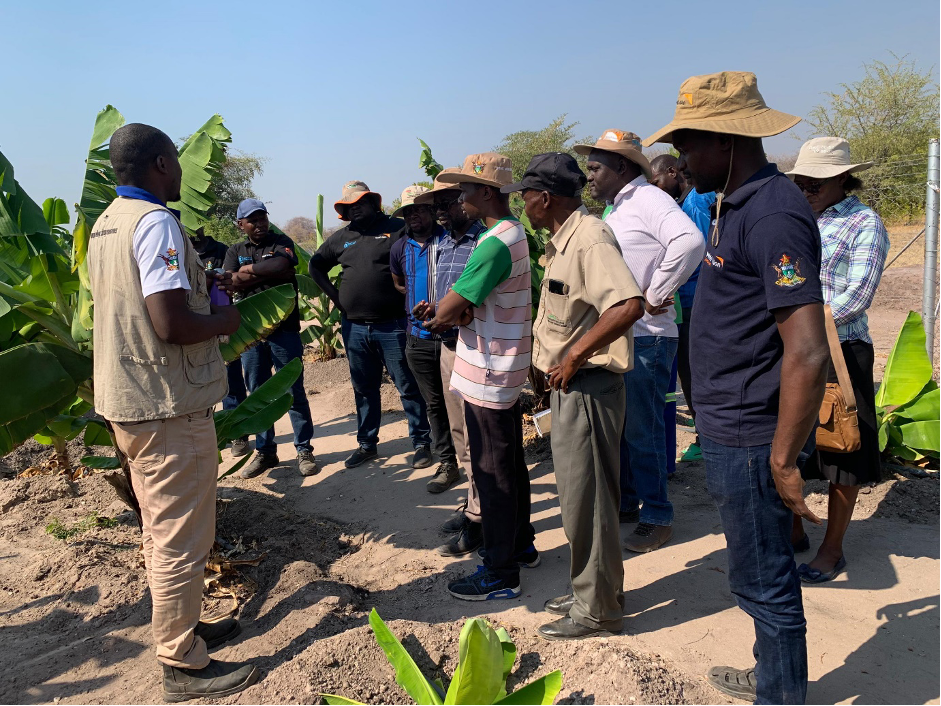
[500,181,526,194]
[334,191,381,219]
[573,144,652,179]
[237,207,267,220]
[414,184,462,205]
[391,201,432,217]
[785,161,874,179]
[642,108,801,147]
[436,171,508,189]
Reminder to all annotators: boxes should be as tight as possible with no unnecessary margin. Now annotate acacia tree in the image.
[804,53,940,220]
[203,152,266,244]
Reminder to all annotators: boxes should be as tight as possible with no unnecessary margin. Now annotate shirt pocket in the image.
[543,291,572,332]
[183,340,222,387]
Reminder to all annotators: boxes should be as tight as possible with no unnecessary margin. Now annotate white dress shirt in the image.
[604,175,706,338]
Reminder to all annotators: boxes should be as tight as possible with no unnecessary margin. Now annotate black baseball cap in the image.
[500,152,587,197]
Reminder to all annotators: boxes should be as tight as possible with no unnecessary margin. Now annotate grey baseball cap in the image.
[236,198,267,219]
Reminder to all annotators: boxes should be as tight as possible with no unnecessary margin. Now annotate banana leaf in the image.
[168,115,232,235]
[0,148,64,257]
[893,387,940,423]
[0,342,92,454]
[84,419,114,447]
[445,619,505,705]
[898,420,940,455]
[368,608,443,706]
[321,696,365,705]
[494,671,563,705]
[213,358,301,443]
[875,311,933,408]
[418,139,444,180]
[218,284,296,362]
[81,455,121,470]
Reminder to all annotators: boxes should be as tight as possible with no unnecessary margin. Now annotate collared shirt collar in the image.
[549,206,590,254]
[407,224,445,252]
[444,219,485,245]
[243,230,276,248]
[721,163,781,210]
[611,174,648,207]
[115,185,182,219]
[821,194,861,217]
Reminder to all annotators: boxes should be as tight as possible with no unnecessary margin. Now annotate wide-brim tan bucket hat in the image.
[643,71,801,147]
[391,184,432,217]
[334,180,381,220]
[437,153,514,189]
[786,137,873,180]
[414,167,463,205]
[573,129,652,179]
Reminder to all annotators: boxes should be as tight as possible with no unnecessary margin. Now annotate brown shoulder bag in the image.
[816,305,861,453]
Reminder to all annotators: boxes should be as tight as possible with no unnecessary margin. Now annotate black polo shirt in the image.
[192,235,229,270]
[309,214,407,323]
[223,231,301,333]
[689,164,823,447]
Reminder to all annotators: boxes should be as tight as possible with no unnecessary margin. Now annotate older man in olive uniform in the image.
[505,153,645,640]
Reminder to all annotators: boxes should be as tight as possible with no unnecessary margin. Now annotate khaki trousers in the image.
[550,367,625,631]
[440,341,479,522]
[112,410,217,669]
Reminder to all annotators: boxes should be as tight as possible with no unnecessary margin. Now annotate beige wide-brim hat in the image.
[643,71,801,147]
[573,129,652,179]
[334,180,381,220]
[437,153,514,189]
[786,137,873,180]
[414,167,463,205]
[391,184,432,217]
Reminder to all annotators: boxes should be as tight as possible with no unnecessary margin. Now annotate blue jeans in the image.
[700,436,807,705]
[241,328,314,456]
[620,335,678,525]
[222,357,247,412]
[341,317,431,449]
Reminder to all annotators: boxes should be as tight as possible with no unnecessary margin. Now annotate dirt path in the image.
[0,240,937,705]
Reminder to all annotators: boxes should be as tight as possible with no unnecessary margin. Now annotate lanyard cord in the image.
[711,139,736,248]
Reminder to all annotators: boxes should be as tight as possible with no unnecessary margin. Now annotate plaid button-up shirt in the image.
[431,220,485,302]
[818,195,890,343]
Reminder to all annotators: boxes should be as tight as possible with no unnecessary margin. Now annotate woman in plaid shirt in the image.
[787,137,890,583]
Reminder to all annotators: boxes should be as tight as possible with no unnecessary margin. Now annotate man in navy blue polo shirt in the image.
[646,72,829,705]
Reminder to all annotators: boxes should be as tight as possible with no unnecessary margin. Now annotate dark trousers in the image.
[700,436,808,705]
[405,335,457,464]
[222,357,246,411]
[341,317,431,449]
[241,328,314,455]
[677,306,695,422]
[463,400,534,584]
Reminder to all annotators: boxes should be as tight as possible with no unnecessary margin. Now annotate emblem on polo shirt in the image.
[158,248,179,271]
[773,254,805,287]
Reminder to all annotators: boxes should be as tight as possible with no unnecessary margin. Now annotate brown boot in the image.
[624,523,673,553]
[162,659,258,702]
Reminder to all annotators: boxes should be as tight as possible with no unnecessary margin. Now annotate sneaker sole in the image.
[163,665,260,703]
[447,586,521,601]
[436,541,482,557]
[624,534,673,554]
[536,627,620,642]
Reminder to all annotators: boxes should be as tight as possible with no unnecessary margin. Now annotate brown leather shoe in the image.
[544,594,576,616]
[624,523,673,553]
[537,616,620,641]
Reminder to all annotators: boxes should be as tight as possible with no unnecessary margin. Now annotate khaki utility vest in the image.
[88,197,227,422]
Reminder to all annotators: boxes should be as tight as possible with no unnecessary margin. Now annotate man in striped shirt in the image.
[420,152,536,601]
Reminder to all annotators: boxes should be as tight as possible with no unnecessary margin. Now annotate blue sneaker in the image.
[476,544,541,569]
[448,565,521,601]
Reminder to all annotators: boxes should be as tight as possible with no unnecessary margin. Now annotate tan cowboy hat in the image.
[391,184,432,217]
[334,180,381,220]
[414,167,463,205]
[573,129,652,179]
[436,153,514,189]
[786,137,873,180]
[643,71,801,147]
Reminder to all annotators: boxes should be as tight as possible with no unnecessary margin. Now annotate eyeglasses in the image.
[434,199,458,211]
[795,179,827,195]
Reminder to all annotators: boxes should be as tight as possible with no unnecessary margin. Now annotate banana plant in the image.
[322,609,563,706]
[876,311,940,461]
[295,194,343,360]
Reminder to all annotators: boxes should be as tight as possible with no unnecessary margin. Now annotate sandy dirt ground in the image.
[0,232,937,705]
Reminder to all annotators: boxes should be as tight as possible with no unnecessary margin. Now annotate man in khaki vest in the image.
[505,153,644,639]
[88,123,258,701]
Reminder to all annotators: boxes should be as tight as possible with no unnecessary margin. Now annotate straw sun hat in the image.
[786,137,873,180]
[573,130,652,179]
[644,71,800,146]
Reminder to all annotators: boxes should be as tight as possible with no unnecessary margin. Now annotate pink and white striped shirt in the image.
[604,176,705,338]
[449,218,532,409]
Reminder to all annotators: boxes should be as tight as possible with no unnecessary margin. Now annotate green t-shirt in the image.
[451,224,514,306]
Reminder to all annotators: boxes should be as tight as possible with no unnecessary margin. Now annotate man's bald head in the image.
[109,123,182,202]
[648,153,686,200]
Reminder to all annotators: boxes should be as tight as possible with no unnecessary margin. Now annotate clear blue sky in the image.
[3,0,938,229]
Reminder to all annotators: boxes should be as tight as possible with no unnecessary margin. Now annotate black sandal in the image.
[707,665,757,701]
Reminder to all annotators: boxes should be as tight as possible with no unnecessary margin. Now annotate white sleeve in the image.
[133,211,192,297]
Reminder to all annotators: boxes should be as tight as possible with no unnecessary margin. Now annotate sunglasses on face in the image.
[795,179,827,195]
[434,199,458,211]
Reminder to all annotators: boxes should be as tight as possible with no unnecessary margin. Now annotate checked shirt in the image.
[818,195,890,343]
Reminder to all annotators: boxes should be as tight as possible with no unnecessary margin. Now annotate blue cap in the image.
[236,198,267,220]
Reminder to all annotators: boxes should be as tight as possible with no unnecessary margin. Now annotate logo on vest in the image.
[157,248,179,271]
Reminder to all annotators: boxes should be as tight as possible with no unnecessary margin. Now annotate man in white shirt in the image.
[575,130,705,552]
